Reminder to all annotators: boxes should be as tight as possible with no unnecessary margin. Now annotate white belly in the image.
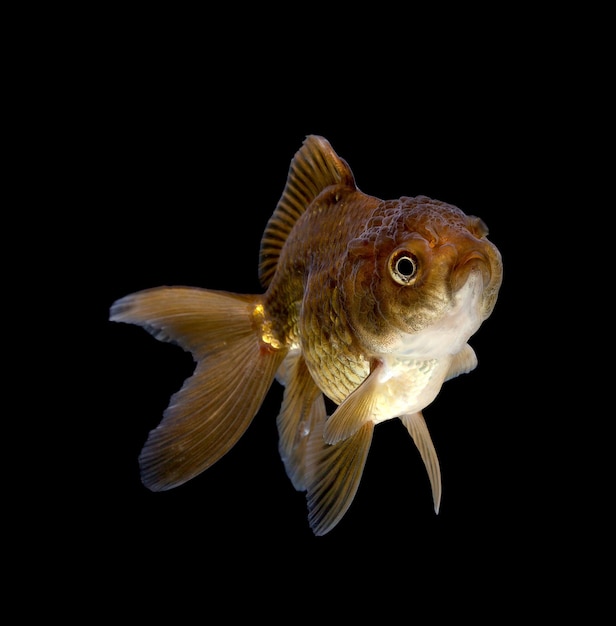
[370,273,484,422]
[372,355,451,423]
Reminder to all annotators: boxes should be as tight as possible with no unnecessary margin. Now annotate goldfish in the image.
[110,135,503,535]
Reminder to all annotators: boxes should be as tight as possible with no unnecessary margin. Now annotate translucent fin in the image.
[258,135,356,288]
[445,343,478,381]
[110,286,287,490]
[322,366,381,445]
[276,351,327,490]
[400,412,442,513]
[304,420,374,536]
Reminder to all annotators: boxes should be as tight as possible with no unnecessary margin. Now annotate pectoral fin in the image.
[276,350,373,535]
[322,364,381,445]
[400,412,442,514]
[304,419,374,536]
[445,344,478,381]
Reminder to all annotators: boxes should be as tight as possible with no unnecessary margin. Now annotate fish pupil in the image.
[397,257,416,278]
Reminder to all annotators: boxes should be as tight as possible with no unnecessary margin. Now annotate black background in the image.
[49,14,607,618]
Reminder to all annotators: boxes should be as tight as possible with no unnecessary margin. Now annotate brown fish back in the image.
[258,135,357,288]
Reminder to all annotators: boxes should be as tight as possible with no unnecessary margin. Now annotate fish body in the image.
[110,135,503,535]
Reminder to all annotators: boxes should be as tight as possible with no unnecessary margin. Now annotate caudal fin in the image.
[110,286,287,491]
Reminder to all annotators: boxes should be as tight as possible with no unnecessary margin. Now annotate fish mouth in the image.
[451,246,502,319]
[452,250,491,291]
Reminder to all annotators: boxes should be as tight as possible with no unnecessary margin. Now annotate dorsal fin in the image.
[258,135,357,288]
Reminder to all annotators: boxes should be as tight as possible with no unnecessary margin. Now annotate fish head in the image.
[344,196,503,356]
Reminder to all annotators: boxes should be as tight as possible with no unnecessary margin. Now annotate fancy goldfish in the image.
[110,135,503,535]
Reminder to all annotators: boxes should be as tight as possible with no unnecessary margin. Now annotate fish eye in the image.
[389,249,419,285]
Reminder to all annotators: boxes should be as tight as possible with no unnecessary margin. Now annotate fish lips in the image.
[452,246,502,312]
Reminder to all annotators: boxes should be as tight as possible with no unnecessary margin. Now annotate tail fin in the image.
[110,286,287,491]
